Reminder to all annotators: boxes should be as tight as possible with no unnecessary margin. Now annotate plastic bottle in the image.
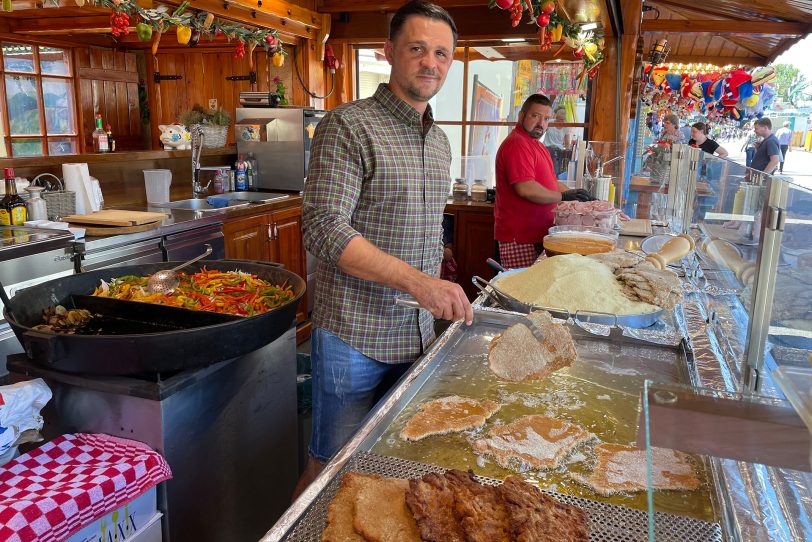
[245,156,254,190]
[235,154,247,191]
[247,152,259,189]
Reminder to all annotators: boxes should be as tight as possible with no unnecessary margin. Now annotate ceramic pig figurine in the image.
[159,124,192,150]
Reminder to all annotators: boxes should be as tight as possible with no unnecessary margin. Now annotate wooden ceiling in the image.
[0,0,807,67]
[642,0,812,66]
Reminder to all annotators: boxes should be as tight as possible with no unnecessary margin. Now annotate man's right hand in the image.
[562,188,594,202]
[411,278,473,325]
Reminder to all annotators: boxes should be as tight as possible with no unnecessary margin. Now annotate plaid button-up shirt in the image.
[303,84,451,364]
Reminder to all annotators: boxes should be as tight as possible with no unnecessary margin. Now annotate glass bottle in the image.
[105,123,116,152]
[25,186,48,221]
[92,114,109,153]
[0,168,27,226]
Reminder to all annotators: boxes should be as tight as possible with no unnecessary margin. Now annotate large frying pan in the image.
[472,270,664,328]
[2,260,305,375]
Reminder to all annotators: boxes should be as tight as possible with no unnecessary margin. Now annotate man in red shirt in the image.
[494,94,592,268]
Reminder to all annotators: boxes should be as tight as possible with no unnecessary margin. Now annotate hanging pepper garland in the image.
[489,0,604,81]
[57,0,285,61]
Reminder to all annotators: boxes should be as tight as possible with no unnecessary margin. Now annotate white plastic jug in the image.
[143,169,172,203]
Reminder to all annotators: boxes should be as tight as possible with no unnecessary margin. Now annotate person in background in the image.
[661,114,684,144]
[750,117,781,175]
[494,93,593,269]
[295,0,471,496]
[688,122,728,158]
[679,123,692,144]
[543,106,573,175]
[741,123,760,168]
[776,121,792,174]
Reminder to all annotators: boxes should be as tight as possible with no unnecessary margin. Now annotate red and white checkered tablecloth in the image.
[0,433,172,542]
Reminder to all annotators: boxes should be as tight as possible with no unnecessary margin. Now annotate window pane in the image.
[430,59,463,121]
[47,137,77,155]
[356,48,390,99]
[42,77,75,135]
[439,124,463,182]
[467,60,513,122]
[40,47,70,76]
[11,138,42,156]
[3,43,35,73]
[5,75,41,135]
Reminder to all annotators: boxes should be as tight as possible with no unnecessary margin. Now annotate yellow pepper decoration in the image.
[176,25,192,45]
[551,23,563,43]
[272,52,285,67]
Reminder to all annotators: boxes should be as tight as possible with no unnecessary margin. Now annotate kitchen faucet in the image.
[191,125,211,198]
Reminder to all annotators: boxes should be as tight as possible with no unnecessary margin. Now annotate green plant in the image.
[179,105,231,126]
[272,76,288,106]
[207,107,231,126]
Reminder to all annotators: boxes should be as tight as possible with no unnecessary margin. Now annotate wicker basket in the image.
[200,124,228,148]
[31,173,76,220]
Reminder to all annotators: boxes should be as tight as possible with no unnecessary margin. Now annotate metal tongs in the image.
[394,294,545,341]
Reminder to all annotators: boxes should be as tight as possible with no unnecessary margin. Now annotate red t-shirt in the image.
[494,125,558,243]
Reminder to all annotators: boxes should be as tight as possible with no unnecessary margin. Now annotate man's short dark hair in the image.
[520,94,552,113]
[390,1,458,47]
[754,117,772,130]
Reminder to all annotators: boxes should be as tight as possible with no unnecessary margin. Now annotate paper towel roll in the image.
[62,163,96,214]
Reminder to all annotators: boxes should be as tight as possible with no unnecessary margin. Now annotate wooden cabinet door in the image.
[269,206,306,278]
[268,205,307,324]
[223,213,270,261]
[454,210,497,300]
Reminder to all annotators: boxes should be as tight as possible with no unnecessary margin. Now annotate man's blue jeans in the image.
[308,327,410,462]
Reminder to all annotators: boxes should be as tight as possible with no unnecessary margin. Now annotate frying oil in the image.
[371,332,716,523]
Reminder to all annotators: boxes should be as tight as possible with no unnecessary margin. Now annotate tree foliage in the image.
[773,63,811,106]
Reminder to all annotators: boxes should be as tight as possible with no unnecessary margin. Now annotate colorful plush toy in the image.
[158,124,192,150]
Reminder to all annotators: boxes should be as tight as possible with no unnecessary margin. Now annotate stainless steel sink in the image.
[152,198,250,212]
[218,191,291,203]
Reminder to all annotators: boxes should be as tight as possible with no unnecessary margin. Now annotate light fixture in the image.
[501,38,526,43]
[580,22,598,31]
[648,38,670,65]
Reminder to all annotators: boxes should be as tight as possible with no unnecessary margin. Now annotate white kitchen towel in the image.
[62,163,95,214]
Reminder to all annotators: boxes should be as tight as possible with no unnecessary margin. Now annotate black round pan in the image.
[3,260,305,375]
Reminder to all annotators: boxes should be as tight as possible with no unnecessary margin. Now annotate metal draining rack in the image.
[284,452,723,542]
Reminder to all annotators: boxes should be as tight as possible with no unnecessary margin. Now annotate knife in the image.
[394,295,545,342]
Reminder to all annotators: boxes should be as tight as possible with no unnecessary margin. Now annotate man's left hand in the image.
[562,188,596,202]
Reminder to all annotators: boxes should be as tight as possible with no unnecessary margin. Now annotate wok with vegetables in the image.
[3,260,305,374]
[93,268,296,317]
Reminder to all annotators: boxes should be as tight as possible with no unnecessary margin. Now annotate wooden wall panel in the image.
[74,46,142,152]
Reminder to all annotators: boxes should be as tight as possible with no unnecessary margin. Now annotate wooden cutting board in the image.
[620,218,653,237]
[72,221,162,237]
[63,209,168,227]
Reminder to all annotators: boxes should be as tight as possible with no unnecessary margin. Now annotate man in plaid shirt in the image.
[295,0,472,494]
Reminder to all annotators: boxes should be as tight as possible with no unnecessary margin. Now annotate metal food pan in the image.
[472,272,665,328]
[282,452,722,542]
[263,309,700,542]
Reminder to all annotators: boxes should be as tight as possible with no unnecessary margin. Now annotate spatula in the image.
[394,295,545,342]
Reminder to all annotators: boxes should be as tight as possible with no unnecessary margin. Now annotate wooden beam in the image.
[11,16,118,35]
[664,54,766,66]
[641,20,808,36]
[78,67,139,82]
[0,30,113,48]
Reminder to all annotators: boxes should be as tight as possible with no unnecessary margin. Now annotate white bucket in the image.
[143,169,172,203]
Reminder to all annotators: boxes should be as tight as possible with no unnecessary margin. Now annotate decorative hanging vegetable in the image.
[136,21,152,42]
[272,51,285,67]
[176,25,192,45]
